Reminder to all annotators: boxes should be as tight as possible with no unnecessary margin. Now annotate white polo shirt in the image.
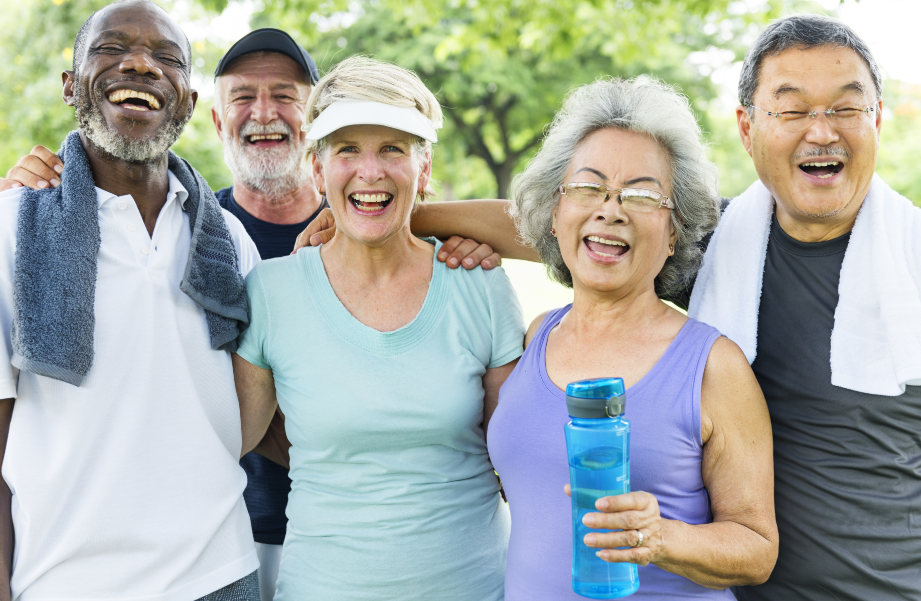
[0,172,261,600]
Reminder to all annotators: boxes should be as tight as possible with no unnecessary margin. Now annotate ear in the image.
[668,218,678,248]
[62,70,76,106]
[211,105,223,139]
[189,89,198,118]
[417,149,433,193]
[874,98,883,144]
[311,152,325,195]
[736,105,754,158]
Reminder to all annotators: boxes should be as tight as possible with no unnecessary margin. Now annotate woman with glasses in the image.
[487,77,778,599]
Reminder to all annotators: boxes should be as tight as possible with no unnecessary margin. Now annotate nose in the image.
[803,112,840,147]
[356,151,386,184]
[595,192,629,224]
[250,91,279,125]
[118,50,163,80]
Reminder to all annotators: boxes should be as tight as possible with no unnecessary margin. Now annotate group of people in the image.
[0,1,918,600]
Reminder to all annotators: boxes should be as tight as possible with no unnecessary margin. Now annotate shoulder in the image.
[524,311,551,348]
[0,187,23,279]
[700,335,763,417]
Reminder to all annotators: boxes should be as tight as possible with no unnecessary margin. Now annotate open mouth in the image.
[584,235,629,258]
[799,161,843,179]
[350,192,393,214]
[246,133,288,146]
[107,89,161,112]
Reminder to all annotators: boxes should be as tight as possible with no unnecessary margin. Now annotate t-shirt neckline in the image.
[301,238,447,356]
[770,211,851,257]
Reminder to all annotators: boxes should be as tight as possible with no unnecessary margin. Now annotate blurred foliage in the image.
[0,0,916,207]
[878,80,921,207]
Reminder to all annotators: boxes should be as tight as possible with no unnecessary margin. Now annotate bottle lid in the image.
[565,377,626,418]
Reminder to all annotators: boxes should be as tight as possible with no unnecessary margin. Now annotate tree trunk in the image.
[494,161,516,200]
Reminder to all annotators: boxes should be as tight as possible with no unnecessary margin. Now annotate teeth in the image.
[586,235,626,246]
[107,89,161,109]
[351,193,391,204]
[248,134,284,141]
[801,162,840,167]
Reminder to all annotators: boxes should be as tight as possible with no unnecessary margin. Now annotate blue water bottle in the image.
[564,377,639,599]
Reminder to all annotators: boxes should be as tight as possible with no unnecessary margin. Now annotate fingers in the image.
[436,236,496,270]
[584,492,659,530]
[564,484,571,498]
[591,538,656,566]
[0,178,22,192]
[6,148,64,190]
[291,208,336,254]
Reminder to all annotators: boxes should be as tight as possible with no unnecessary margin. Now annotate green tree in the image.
[253,0,786,198]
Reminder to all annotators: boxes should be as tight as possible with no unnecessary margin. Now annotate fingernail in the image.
[595,551,604,559]
[11,183,22,188]
[584,533,596,546]
[38,181,48,188]
[449,258,459,267]
[54,164,63,174]
[583,514,595,527]
[596,498,609,510]
[50,178,60,187]
[438,252,447,261]
[463,258,474,267]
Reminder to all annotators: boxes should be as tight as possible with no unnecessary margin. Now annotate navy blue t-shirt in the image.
[216,185,327,545]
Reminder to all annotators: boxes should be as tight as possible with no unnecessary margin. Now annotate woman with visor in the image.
[231,56,524,599]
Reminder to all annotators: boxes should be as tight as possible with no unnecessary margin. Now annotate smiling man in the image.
[0,1,262,600]
[688,15,921,600]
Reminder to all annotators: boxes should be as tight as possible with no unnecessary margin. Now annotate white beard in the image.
[222,121,311,201]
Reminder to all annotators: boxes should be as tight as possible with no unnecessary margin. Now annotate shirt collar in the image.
[94,170,190,210]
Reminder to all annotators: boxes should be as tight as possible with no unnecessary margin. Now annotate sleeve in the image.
[235,266,272,370]
[485,266,526,368]
[222,208,262,277]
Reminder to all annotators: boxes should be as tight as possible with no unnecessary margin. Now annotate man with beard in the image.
[0,1,262,599]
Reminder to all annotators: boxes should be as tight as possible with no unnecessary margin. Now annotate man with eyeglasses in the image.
[685,14,921,601]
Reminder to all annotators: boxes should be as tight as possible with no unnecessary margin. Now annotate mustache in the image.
[793,146,850,161]
[238,120,296,139]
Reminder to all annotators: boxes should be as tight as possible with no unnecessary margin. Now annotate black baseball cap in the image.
[214,28,320,84]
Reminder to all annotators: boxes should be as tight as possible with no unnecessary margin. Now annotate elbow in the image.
[736,539,779,586]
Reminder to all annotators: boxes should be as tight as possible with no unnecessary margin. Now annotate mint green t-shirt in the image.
[236,240,525,600]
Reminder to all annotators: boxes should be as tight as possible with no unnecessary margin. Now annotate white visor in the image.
[306,100,438,143]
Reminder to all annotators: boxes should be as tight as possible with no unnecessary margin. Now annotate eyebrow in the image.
[227,83,300,96]
[772,81,869,99]
[575,167,608,180]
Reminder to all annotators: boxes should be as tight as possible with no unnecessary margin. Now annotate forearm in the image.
[410,200,539,261]
[0,398,14,601]
[655,518,777,588]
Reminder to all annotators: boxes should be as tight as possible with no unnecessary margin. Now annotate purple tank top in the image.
[488,305,734,600]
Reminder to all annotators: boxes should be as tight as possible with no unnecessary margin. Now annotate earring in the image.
[418,189,426,202]
[301,123,309,132]
[668,243,675,255]
[550,227,556,237]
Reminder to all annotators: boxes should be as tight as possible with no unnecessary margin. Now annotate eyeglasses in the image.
[558,183,674,212]
[746,104,877,133]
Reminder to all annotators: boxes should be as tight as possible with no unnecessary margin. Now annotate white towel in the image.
[689,175,921,396]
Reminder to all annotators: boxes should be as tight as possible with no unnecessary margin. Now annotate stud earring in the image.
[550,227,556,237]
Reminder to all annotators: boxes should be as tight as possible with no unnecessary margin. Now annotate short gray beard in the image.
[222,120,310,201]
[74,76,188,164]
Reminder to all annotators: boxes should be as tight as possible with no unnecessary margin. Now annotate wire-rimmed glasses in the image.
[558,183,674,213]
[746,103,877,133]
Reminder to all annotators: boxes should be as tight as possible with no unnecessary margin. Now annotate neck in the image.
[80,131,170,236]
[232,177,323,225]
[567,281,670,339]
[321,227,430,285]
[774,201,861,243]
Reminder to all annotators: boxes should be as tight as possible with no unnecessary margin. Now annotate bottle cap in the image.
[565,377,626,418]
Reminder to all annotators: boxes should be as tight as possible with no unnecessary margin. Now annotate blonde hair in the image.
[306,57,442,197]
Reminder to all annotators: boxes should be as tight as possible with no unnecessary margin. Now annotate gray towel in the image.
[12,131,248,387]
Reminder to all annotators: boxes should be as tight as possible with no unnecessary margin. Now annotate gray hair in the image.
[511,77,720,297]
[739,14,883,109]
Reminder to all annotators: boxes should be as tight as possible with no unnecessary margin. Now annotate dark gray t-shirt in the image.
[734,214,921,601]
